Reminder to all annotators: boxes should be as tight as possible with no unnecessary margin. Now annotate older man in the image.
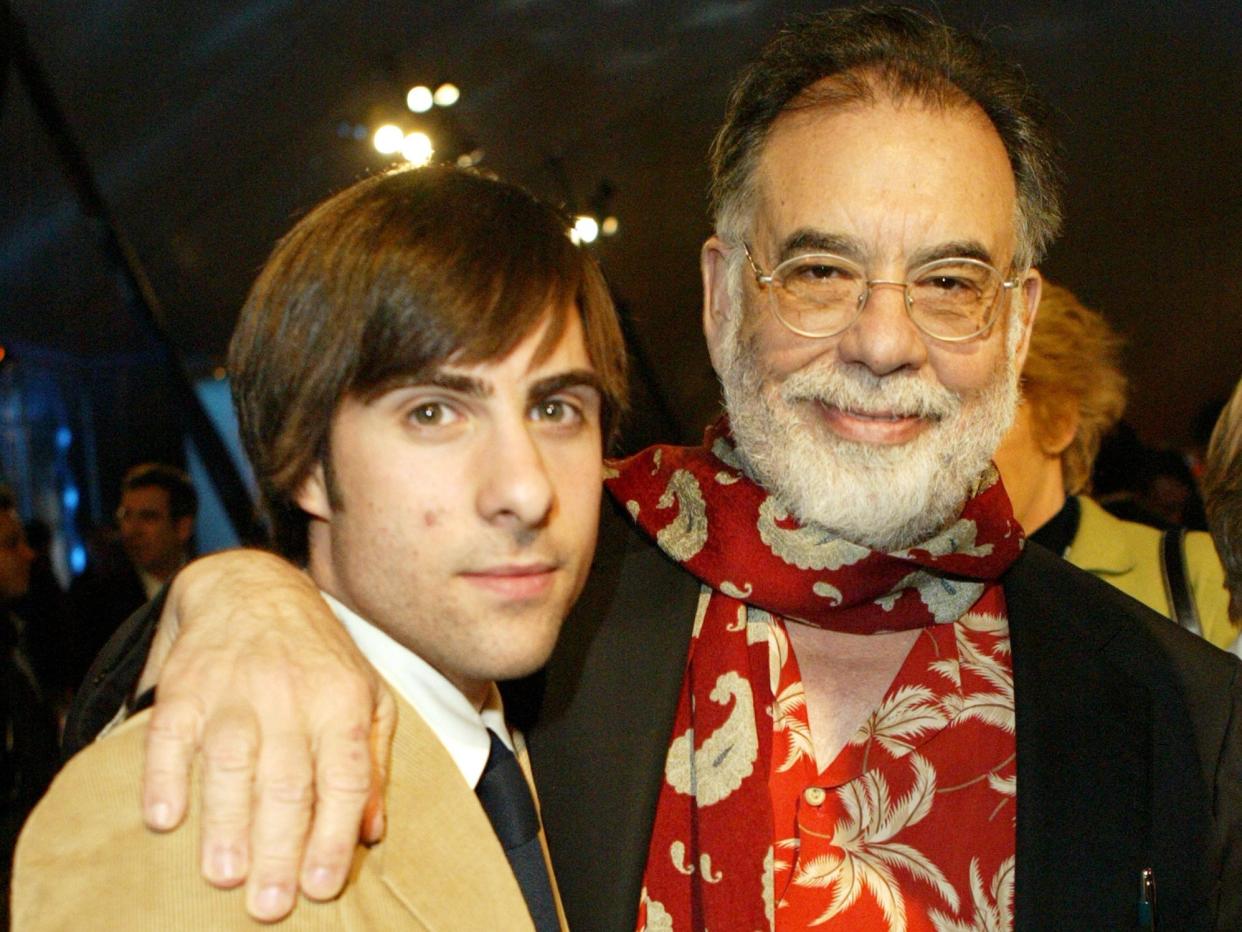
[66,7,1241,930]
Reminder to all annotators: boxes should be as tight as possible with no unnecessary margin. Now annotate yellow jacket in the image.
[14,692,561,930]
[1065,495,1238,650]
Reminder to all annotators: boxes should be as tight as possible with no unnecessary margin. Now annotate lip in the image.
[813,401,931,445]
[459,563,559,600]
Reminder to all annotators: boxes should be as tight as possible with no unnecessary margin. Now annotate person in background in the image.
[0,487,58,930]
[994,282,1236,648]
[1203,377,1242,651]
[67,462,197,685]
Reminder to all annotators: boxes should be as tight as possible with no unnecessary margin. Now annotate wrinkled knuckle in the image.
[260,775,314,808]
[318,765,372,799]
[203,731,260,775]
[147,697,207,742]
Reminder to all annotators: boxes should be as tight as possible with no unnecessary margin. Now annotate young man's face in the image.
[298,308,604,705]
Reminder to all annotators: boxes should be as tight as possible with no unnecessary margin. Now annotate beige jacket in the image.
[1066,495,1237,650]
[14,693,562,930]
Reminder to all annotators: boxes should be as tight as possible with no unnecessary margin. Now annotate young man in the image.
[15,165,626,929]
[64,7,1242,930]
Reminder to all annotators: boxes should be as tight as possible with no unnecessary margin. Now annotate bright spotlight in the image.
[433,83,460,107]
[601,215,619,237]
[402,131,434,166]
[373,124,404,155]
[406,85,434,113]
[573,215,599,244]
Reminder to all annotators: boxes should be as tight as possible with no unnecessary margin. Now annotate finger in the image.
[198,704,260,888]
[361,685,398,845]
[298,689,374,901]
[142,693,205,832]
[245,730,314,922]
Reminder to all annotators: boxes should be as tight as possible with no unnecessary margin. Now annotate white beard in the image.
[717,289,1022,552]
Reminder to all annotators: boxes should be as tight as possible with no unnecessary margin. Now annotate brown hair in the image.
[1203,379,1242,617]
[1020,282,1127,495]
[710,5,1063,268]
[229,165,628,561]
[122,462,198,522]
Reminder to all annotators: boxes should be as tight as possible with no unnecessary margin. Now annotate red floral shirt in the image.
[770,587,1017,931]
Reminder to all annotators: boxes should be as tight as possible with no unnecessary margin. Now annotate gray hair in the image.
[709,6,1063,269]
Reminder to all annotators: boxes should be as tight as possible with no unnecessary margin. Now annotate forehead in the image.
[754,96,1018,265]
[122,485,172,512]
[434,305,591,382]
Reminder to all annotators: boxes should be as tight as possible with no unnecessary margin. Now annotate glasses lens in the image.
[908,259,1001,339]
[771,255,863,336]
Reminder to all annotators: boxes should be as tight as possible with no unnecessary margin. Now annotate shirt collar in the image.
[321,591,511,789]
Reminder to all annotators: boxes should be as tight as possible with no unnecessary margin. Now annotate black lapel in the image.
[1007,543,1215,929]
[505,497,699,931]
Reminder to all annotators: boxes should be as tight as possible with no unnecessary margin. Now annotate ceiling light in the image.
[373,124,405,155]
[433,83,460,107]
[406,85,434,113]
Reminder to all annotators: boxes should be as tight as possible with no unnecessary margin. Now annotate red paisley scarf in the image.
[603,418,1023,929]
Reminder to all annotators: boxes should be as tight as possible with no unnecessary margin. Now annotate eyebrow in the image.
[526,369,604,403]
[778,230,866,262]
[775,230,996,267]
[368,368,602,403]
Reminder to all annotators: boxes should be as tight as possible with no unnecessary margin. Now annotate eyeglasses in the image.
[743,244,1021,342]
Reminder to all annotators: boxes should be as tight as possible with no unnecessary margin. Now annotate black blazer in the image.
[66,498,1242,930]
[513,498,1242,931]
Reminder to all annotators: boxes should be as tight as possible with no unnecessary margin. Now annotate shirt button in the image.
[803,786,826,806]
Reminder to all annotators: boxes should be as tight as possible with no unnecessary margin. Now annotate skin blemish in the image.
[424,511,438,527]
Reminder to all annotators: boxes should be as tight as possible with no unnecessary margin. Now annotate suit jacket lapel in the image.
[375,695,536,929]
[514,498,700,932]
[1007,543,1153,929]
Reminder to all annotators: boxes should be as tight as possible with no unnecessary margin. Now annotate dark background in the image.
[2,1,1239,541]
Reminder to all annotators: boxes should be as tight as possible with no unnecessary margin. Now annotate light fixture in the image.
[601,215,619,237]
[401,131,434,166]
[373,123,405,155]
[573,215,599,244]
[433,83,460,107]
[406,85,434,113]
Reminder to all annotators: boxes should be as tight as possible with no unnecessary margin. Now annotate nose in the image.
[476,418,555,532]
[834,279,928,377]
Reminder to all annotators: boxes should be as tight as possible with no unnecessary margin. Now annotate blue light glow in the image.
[70,545,86,574]
[56,426,73,450]
[62,485,79,511]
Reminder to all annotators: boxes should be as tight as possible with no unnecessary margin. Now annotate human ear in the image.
[1040,399,1080,456]
[294,463,332,521]
[1010,268,1043,373]
[701,236,737,377]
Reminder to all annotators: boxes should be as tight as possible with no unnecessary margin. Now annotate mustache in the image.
[778,362,960,421]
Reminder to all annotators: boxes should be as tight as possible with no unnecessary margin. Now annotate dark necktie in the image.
[476,729,559,931]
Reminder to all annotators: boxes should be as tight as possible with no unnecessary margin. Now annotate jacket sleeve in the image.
[1216,660,1242,930]
[60,587,166,762]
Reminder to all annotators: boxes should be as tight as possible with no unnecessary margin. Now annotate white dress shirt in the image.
[323,592,512,790]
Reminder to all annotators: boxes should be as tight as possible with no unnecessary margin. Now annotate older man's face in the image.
[703,95,1041,549]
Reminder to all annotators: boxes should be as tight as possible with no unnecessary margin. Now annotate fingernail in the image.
[257,884,291,915]
[149,802,172,829]
[210,847,239,882]
[308,865,335,890]
[368,808,385,841]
